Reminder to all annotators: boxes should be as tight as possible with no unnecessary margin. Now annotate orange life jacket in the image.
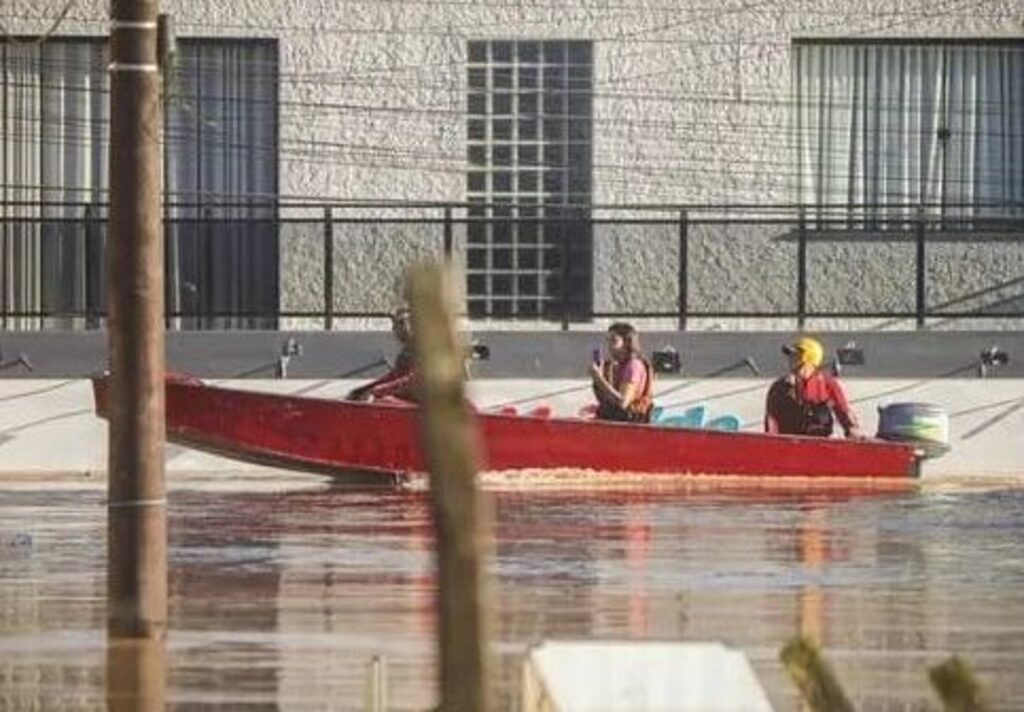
[597,356,654,422]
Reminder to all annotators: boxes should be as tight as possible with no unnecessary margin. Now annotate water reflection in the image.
[1,482,1024,710]
[107,637,166,712]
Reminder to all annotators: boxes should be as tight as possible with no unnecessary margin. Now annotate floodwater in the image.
[2,475,1024,711]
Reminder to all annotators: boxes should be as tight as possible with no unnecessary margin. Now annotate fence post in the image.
[84,204,99,329]
[915,205,926,328]
[560,210,570,331]
[443,206,453,258]
[797,207,807,329]
[678,210,689,331]
[324,206,334,331]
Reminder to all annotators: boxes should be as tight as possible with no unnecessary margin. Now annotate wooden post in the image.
[106,637,166,712]
[407,263,492,712]
[106,0,167,707]
[780,637,854,712]
[930,656,989,712]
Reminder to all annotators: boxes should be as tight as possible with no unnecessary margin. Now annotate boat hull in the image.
[91,375,919,481]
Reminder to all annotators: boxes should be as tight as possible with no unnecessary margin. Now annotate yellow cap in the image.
[782,336,824,368]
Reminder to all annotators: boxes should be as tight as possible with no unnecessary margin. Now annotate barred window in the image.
[0,37,279,330]
[795,39,1024,222]
[466,39,593,319]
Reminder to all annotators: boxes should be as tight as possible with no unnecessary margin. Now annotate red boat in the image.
[91,374,922,483]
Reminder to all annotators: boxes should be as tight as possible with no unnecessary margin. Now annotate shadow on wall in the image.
[0,408,94,447]
[0,380,77,404]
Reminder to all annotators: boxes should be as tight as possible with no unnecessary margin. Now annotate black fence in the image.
[1,201,1023,330]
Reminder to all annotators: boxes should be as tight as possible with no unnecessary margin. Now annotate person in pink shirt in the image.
[590,322,654,423]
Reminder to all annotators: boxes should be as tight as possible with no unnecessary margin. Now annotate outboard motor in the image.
[876,402,950,459]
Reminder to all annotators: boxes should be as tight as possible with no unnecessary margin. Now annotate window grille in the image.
[466,39,593,319]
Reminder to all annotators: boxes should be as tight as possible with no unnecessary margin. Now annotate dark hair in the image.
[607,322,641,357]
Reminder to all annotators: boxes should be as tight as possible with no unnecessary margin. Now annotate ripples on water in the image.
[2,477,1024,710]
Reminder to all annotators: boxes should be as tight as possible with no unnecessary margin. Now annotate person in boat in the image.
[347,307,417,403]
[764,336,863,438]
[589,322,655,423]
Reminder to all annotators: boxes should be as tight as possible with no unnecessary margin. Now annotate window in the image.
[0,37,278,329]
[466,39,593,319]
[795,40,1024,222]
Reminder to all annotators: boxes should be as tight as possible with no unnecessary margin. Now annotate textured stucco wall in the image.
[8,1,1024,329]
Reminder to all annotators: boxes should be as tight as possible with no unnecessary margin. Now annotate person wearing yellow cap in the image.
[764,336,863,438]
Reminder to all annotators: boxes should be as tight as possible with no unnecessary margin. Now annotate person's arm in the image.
[592,359,643,409]
[347,369,397,401]
[827,377,862,437]
[367,368,416,401]
[590,362,617,404]
[348,348,415,401]
[764,381,781,433]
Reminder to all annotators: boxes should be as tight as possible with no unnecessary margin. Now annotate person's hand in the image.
[847,425,865,439]
[589,362,603,380]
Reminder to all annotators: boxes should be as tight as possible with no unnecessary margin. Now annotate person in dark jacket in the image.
[347,307,416,403]
[764,336,862,438]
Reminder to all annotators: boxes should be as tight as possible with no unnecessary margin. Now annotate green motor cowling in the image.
[876,402,950,459]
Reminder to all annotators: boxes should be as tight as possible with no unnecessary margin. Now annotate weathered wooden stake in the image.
[930,656,989,712]
[106,0,167,706]
[407,263,493,712]
[780,636,855,712]
[106,638,166,712]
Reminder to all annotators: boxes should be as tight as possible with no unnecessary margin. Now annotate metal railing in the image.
[1,201,1023,330]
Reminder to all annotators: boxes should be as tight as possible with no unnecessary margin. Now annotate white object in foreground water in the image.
[521,640,773,711]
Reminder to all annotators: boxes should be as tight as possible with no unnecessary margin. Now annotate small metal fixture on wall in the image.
[978,345,1009,378]
[0,342,33,372]
[276,338,303,378]
[470,342,490,361]
[832,342,864,377]
[652,346,682,374]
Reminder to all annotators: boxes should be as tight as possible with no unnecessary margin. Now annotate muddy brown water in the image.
[2,474,1024,710]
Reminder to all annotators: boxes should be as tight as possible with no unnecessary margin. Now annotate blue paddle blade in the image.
[706,414,741,432]
[656,406,706,428]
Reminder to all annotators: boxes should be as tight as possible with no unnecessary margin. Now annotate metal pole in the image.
[84,205,98,329]
[797,208,807,329]
[443,206,453,258]
[678,210,688,331]
[915,205,926,328]
[324,206,334,330]
[560,210,570,331]
[106,0,167,679]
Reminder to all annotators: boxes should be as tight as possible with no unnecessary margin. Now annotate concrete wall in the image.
[5,330,1024,379]
[6,1,1023,329]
